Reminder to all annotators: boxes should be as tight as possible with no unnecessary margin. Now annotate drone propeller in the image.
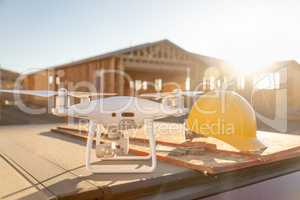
[140,91,203,100]
[0,89,116,98]
[67,91,116,98]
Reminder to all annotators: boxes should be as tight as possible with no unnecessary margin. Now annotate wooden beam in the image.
[108,57,116,93]
[124,60,188,72]
[116,57,125,95]
[121,55,197,66]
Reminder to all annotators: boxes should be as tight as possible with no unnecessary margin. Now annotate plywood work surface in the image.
[3,123,300,200]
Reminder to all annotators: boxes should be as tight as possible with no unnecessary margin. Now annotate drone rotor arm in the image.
[0,89,116,98]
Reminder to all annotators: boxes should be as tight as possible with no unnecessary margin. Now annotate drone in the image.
[0,88,203,173]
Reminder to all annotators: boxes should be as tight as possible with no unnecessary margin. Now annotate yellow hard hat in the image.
[186,91,266,152]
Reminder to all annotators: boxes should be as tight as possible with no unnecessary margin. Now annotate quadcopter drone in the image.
[0,88,202,173]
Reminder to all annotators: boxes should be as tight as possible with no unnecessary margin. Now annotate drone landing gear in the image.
[85,119,157,173]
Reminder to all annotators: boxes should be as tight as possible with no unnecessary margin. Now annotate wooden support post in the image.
[243,75,253,103]
[108,57,116,93]
[98,58,115,94]
[116,57,125,95]
[47,69,55,113]
[190,64,200,91]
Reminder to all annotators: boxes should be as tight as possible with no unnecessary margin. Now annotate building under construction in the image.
[4,39,300,122]
[0,67,19,105]
[21,39,233,106]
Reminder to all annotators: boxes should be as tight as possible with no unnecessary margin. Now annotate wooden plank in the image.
[51,127,256,174]
[0,125,100,199]
[55,124,257,158]
[0,154,53,200]
[49,128,188,188]
[55,125,215,149]
[3,124,300,200]
[0,138,99,198]
[138,158,300,200]
[53,124,300,175]
[0,124,188,199]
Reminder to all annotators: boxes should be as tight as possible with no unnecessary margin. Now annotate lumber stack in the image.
[51,124,300,174]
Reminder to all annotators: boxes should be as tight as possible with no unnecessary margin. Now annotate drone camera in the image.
[162,95,184,110]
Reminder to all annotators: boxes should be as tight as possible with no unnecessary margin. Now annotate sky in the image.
[1,0,300,74]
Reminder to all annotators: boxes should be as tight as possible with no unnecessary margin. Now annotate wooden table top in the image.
[2,124,300,200]
[0,124,189,200]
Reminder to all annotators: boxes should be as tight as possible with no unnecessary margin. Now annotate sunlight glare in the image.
[231,57,270,77]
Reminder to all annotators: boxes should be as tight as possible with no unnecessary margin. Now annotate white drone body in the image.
[54,91,186,173]
[0,88,199,173]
